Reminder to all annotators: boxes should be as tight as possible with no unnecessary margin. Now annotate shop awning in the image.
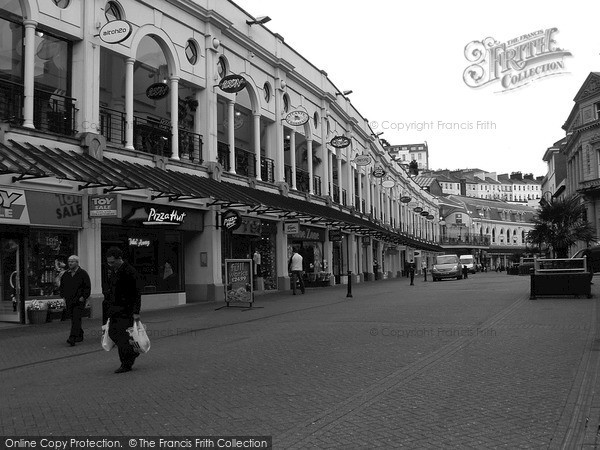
[0,140,442,251]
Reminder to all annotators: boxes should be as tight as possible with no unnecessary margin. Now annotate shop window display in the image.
[102,227,183,294]
[27,229,76,298]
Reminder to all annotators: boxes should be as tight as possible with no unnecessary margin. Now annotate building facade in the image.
[386,142,429,170]
[0,0,441,323]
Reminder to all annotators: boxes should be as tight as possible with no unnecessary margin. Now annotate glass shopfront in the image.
[0,189,82,323]
[288,225,329,286]
[223,218,278,290]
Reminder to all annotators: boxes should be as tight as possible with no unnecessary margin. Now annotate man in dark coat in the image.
[105,247,142,374]
[60,255,91,346]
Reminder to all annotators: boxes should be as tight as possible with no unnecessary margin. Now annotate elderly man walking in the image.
[60,255,91,346]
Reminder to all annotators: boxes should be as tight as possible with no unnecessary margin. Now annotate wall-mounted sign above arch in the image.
[372,165,386,178]
[98,20,133,44]
[285,110,310,126]
[353,155,372,166]
[330,135,351,148]
[218,74,247,94]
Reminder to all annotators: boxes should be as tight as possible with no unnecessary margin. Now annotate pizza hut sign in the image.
[146,83,169,100]
[222,209,242,231]
[218,75,247,94]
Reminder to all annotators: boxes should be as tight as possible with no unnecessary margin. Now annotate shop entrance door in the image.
[0,237,24,322]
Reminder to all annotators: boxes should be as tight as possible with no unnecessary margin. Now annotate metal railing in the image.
[261,157,275,183]
[33,88,77,135]
[218,141,230,171]
[440,234,491,246]
[0,78,23,125]
[99,107,202,164]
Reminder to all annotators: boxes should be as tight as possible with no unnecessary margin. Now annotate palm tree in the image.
[526,195,596,258]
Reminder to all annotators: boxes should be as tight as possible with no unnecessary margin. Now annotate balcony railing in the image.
[332,184,340,204]
[34,87,77,135]
[440,234,491,246]
[0,78,23,125]
[342,189,347,207]
[261,157,275,183]
[218,141,230,171]
[99,107,202,164]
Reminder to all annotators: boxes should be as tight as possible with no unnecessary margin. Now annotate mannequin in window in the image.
[161,262,177,291]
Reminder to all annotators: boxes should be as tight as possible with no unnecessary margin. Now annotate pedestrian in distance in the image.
[105,247,142,374]
[422,260,427,282]
[409,262,415,286]
[60,255,91,346]
[462,265,469,279]
[289,247,305,295]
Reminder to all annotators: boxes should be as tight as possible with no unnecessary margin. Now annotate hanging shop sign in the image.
[353,155,372,166]
[224,259,254,304]
[146,82,169,100]
[400,196,412,203]
[221,209,242,231]
[413,207,423,213]
[285,110,310,126]
[426,214,435,220]
[362,236,371,246]
[328,229,343,242]
[98,20,133,45]
[381,179,396,188]
[218,74,247,94]
[420,211,429,217]
[284,221,300,234]
[232,217,262,236]
[89,194,121,218]
[372,165,386,178]
[0,189,82,228]
[330,135,351,148]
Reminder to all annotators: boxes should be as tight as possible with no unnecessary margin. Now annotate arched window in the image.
[105,1,122,21]
[53,0,71,8]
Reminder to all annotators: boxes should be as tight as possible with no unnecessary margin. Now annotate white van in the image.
[459,255,475,274]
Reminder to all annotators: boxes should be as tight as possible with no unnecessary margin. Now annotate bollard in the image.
[347,270,353,298]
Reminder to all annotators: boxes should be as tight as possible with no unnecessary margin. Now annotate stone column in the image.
[22,20,37,129]
[170,76,180,160]
[125,58,135,150]
[307,139,314,194]
[290,130,297,189]
[253,113,262,180]
[357,170,363,212]
[227,100,235,173]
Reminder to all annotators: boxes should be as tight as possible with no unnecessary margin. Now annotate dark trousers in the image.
[66,301,84,340]
[108,315,139,368]
[291,271,305,294]
[410,270,415,285]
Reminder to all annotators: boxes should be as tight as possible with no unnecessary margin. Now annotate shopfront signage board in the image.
[144,207,186,225]
[328,229,343,242]
[221,209,242,231]
[284,221,300,234]
[285,110,310,126]
[98,20,132,44]
[330,135,351,148]
[353,155,372,166]
[372,165,386,178]
[89,194,121,218]
[146,83,169,100]
[218,75,247,94]
[0,189,82,228]
[224,259,253,304]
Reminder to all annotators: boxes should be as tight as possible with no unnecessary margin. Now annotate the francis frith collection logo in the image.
[463,27,572,92]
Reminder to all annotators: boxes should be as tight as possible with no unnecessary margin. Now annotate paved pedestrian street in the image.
[1,272,600,448]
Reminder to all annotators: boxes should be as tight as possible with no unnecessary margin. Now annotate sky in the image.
[233,0,600,177]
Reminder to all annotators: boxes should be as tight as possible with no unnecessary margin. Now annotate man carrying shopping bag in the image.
[105,247,142,374]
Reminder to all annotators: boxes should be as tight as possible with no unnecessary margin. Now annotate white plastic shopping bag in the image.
[101,319,115,351]
[127,320,151,353]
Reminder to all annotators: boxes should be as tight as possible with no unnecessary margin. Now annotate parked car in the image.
[459,255,476,274]
[432,254,462,281]
[571,247,600,273]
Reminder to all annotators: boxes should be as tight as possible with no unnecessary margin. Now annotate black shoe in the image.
[114,365,132,374]
[66,338,76,346]
[293,292,296,295]
[74,336,83,342]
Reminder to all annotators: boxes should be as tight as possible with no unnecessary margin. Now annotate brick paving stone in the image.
[0,273,599,448]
